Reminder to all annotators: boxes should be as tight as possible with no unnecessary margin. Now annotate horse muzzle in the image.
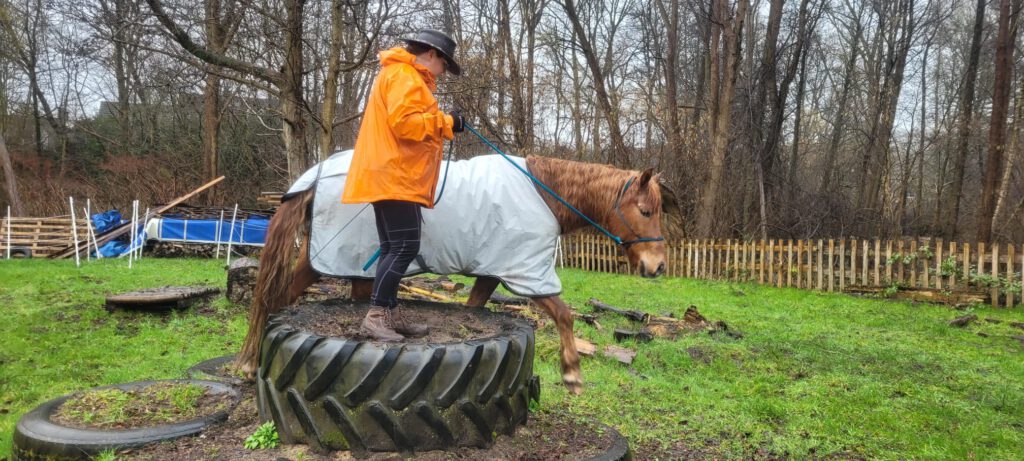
[639,261,666,278]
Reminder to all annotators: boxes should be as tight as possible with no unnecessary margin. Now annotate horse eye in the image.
[640,209,652,218]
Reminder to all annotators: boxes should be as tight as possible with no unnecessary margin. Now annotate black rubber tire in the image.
[12,379,240,461]
[584,423,633,461]
[186,355,244,386]
[256,301,541,455]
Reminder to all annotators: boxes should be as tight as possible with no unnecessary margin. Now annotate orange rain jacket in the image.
[341,47,455,208]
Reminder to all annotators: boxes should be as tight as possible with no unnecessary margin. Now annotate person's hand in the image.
[451,110,465,133]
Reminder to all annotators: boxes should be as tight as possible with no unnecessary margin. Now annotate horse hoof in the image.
[563,374,584,395]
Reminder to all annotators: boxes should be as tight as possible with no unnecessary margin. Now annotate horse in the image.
[235,154,667,395]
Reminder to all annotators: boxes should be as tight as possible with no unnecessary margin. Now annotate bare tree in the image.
[146,0,312,181]
[695,0,748,237]
[977,0,1022,241]
[561,0,632,166]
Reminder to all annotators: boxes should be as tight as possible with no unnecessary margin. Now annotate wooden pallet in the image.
[0,217,92,258]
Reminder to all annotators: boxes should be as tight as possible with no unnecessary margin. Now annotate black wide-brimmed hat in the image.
[403,29,461,76]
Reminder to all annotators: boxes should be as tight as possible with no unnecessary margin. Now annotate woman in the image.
[342,29,465,341]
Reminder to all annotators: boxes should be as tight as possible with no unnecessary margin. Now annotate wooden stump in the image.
[226,257,259,304]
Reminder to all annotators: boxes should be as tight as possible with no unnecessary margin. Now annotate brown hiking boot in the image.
[360,307,404,341]
[392,305,429,338]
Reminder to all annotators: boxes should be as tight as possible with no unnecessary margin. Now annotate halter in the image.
[466,124,664,247]
[613,176,666,247]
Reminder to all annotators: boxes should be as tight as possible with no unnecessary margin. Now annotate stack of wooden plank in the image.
[256,192,282,208]
[0,217,89,258]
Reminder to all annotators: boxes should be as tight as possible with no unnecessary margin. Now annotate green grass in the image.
[1,259,1023,459]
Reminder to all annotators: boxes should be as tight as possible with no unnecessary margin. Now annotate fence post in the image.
[828,239,835,292]
[948,241,957,289]
[862,240,869,286]
[963,243,971,286]
[935,239,944,290]
[1007,244,1015,307]
[977,242,986,294]
[888,239,897,286]
[787,240,794,287]
[839,239,846,292]
[849,239,857,287]
[991,243,1000,308]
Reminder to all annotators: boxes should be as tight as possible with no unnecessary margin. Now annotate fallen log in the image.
[399,283,452,302]
[587,298,649,323]
[613,328,654,343]
[948,314,978,327]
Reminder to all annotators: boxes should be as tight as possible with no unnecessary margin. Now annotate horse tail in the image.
[236,188,314,378]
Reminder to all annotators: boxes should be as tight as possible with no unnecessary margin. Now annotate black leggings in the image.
[370,200,422,308]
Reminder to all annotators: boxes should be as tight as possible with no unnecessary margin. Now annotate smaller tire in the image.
[12,379,240,461]
[584,423,632,461]
[186,355,244,386]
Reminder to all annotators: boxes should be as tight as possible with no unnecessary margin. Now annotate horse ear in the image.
[639,168,655,189]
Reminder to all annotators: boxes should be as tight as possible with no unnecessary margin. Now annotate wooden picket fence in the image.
[557,233,1024,308]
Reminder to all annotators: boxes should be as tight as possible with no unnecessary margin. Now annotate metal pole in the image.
[85,199,93,261]
[87,200,103,259]
[226,204,238,266]
[215,210,224,258]
[69,197,81,267]
[5,205,10,260]
[139,207,149,261]
[129,200,137,268]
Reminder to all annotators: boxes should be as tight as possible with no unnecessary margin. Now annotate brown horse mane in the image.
[526,155,662,233]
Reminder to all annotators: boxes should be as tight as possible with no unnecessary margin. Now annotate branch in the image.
[144,0,280,85]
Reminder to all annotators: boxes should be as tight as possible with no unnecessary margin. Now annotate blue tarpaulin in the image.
[143,216,269,246]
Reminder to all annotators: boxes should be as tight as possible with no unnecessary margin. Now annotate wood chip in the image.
[574,337,596,356]
[602,345,636,365]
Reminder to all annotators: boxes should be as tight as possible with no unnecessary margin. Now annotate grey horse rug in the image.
[286,150,562,297]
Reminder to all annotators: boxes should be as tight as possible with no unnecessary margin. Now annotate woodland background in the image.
[1,0,1023,242]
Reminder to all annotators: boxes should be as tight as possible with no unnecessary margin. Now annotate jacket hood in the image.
[379,47,436,89]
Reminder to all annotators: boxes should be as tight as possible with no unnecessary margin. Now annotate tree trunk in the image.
[319,0,344,160]
[201,71,222,200]
[0,133,23,215]
[857,0,915,227]
[696,0,748,237]
[978,0,1021,242]
[947,0,986,239]
[992,70,1024,238]
[655,0,682,168]
[281,0,310,182]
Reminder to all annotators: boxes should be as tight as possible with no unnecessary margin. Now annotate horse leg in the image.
[286,248,320,304]
[465,276,500,308]
[531,295,583,395]
[350,278,373,301]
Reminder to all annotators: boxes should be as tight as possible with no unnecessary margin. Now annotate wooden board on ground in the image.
[844,285,988,305]
[602,345,636,365]
[105,286,221,311]
[575,337,596,356]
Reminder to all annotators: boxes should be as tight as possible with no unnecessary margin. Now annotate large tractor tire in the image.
[256,302,541,455]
